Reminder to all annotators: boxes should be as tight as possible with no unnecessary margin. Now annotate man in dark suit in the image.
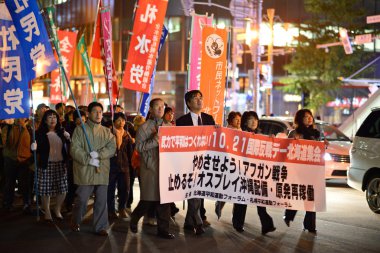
[176,90,215,235]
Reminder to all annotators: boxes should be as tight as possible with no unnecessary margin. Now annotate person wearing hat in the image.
[34,104,50,130]
[55,103,66,124]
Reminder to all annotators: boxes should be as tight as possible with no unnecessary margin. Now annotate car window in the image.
[258,121,272,135]
[317,124,350,141]
[259,120,288,136]
[356,110,380,139]
[270,122,288,136]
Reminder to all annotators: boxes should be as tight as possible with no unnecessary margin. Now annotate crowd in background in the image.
[0,90,321,238]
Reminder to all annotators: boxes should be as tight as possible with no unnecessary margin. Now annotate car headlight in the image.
[324,153,333,161]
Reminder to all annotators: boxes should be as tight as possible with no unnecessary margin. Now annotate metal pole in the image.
[29,81,40,221]
[251,0,262,113]
[223,28,232,126]
[266,8,275,116]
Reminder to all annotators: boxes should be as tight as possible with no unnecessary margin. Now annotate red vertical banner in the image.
[101,9,116,105]
[188,13,213,91]
[122,0,168,93]
[199,26,228,125]
[91,0,102,59]
[50,30,78,103]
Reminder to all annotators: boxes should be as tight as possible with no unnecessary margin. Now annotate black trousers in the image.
[232,204,274,231]
[200,198,207,220]
[65,161,77,210]
[3,157,31,208]
[131,200,171,233]
[284,209,316,230]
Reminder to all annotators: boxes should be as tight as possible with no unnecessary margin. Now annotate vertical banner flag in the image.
[188,13,213,91]
[77,33,96,101]
[91,0,103,59]
[122,0,168,93]
[199,27,228,125]
[5,0,58,80]
[0,3,29,119]
[50,30,77,103]
[46,6,66,98]
[140,25,168,117]
[100,8,116,105]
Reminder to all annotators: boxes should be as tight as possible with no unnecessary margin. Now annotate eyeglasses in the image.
[192,96,203,101]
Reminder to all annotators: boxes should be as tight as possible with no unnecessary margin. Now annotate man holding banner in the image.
[176,90,215,235]
[129,98,175,240]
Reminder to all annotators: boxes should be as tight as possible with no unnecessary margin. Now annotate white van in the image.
[348,108,380,213]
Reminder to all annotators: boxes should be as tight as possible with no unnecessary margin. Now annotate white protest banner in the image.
[159,126,326,212]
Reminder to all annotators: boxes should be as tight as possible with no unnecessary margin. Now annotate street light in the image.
[339,28,353,54]
[250,0,263,113]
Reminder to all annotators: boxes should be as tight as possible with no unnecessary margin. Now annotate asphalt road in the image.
[1,179,379,253]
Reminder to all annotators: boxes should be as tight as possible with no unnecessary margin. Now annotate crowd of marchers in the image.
[0,90,321,239]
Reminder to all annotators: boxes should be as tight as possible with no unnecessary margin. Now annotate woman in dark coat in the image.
[283,109,322,233]
[35,110,70,221]
[232,111,276,235]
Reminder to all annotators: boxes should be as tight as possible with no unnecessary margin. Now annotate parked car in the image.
[348,108,380,214]
[258,117,351,180]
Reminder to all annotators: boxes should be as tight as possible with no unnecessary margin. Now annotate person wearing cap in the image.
[70,102,116,236]
[34,103,50,130]
[55,103,66,123]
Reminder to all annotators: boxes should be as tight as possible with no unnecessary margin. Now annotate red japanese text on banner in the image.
[122,0,168,93]
[199,27,228,125]
[158,126,327,212]
[188,14,213,91]
[50,30,77,103]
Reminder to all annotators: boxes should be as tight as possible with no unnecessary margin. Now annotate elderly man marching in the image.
[70,102,116,236]
[129,98,175,239]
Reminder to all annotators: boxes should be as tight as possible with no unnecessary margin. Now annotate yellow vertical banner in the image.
[199,26,228,125]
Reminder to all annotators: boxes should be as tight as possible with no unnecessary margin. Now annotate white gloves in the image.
[90,151,99,159]
[89,158,100,167]
[63,131,70,140]
[31,142,37,151]
[89,151,100,167]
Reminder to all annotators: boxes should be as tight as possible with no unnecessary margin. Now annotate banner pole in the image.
[137,92,144,116]
[29,81,40,221]
[223,27,232,126]
[46,6,66,106]
[186,10,195,93]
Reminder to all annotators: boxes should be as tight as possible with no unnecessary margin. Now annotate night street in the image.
[1,0,380,252]
[1,179,379,253]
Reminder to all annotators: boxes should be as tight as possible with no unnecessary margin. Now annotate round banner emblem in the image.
[204,34,224,59]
